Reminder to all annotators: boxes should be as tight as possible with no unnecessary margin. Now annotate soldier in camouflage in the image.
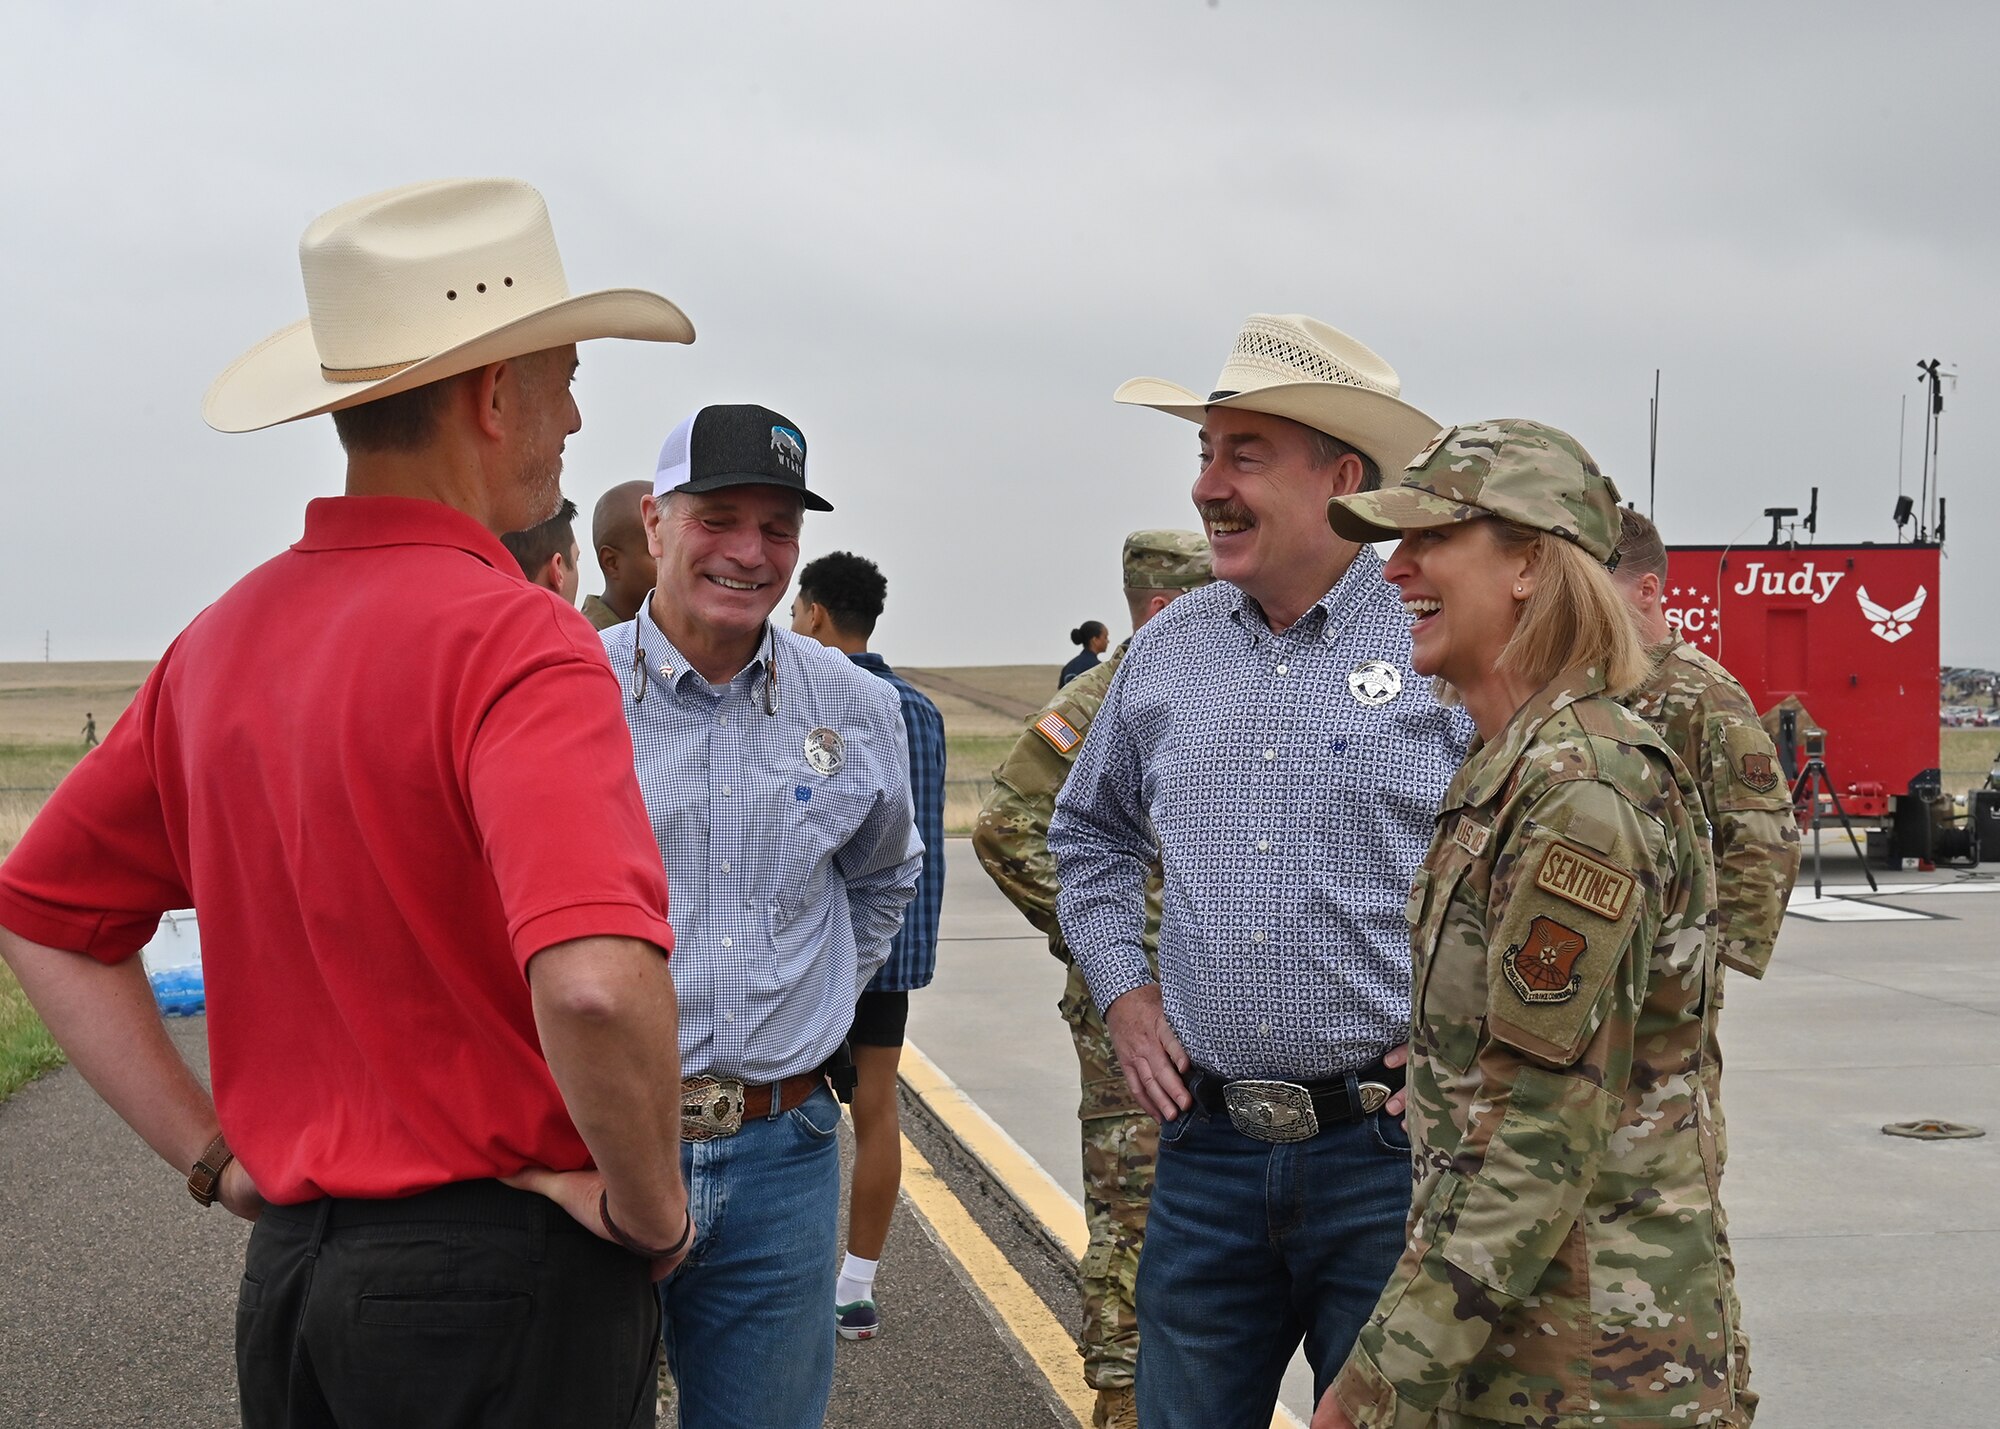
[1321,420,1738,1428]
[971,529,1212,1429]
[1613,508,1800,1423]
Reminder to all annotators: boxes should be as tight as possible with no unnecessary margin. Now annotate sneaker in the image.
[834,1299,880,1341]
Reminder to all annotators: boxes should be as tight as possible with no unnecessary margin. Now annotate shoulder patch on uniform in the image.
[1032,710,1081,754]
[1451,815,1491,858]
[1737,750,1779,793]
[1533,839,1634,921]
[1502,916,1588,1003]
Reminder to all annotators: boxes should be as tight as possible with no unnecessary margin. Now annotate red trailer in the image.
[1664,538,1991,865]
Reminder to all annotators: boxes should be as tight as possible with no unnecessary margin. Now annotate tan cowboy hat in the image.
[203,177,695,433]
[1114,313,1440,476]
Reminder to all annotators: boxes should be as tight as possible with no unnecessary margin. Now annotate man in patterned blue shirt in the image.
[604,404,923,1429]
[791,550,946,1342]
[1050,314,1471,1429]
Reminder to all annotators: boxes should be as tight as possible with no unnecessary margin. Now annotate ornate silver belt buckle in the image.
[1357,1081,1392,1114]
[681,1075,746,1142]
[1221,1079,1319,1143]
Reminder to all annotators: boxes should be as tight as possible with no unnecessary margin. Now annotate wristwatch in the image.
[187,1133,234,1208]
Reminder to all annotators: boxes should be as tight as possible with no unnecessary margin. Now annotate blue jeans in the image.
[1135,1093,1413,1429]
[658,1083,842,1429]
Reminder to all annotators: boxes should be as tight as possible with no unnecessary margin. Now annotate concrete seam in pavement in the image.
[900,1040,1309,1429]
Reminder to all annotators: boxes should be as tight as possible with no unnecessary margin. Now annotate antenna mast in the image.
[1916,358,1950,544]
[1647,369,1660,519]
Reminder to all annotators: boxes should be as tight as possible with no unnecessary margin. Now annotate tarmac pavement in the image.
[5,836,1996,1426]
[916,837,2000,1428]
[0,1024,1077,1428]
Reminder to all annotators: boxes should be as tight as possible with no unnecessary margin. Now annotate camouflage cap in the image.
[1122,529,1214,590]
[1326,418,1625,563]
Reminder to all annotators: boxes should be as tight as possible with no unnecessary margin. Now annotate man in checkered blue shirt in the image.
[605,404,922,1429]
[1050,315,1471,1429]
[791,550,946,1343]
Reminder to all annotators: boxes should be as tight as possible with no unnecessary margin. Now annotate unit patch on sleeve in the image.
[1502,916,1588,1004]
[1533,840,1634,921]
[1032,710,1082,755]
[1736,750,1779,794]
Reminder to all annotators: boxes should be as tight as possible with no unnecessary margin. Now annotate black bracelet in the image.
[598,1190,693,1259]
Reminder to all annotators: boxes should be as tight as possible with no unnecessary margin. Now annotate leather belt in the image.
[1191,1058,1404,1144]
[681,1071,826,1142]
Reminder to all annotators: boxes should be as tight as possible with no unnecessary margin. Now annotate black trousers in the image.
[237,1179,659,1429]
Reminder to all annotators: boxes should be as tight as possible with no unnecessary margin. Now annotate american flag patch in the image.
[1032,710,1082,754]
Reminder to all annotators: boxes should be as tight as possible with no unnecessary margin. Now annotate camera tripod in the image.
[1788,755,1878,900]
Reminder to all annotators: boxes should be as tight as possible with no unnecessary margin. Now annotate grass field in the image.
[900,665,1058,836]
[1942,727,2000,798]
[0,960,63,1100]
[1,659,1985,1103]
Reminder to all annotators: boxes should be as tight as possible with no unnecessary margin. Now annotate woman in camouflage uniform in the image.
[1314,420,1739,1429]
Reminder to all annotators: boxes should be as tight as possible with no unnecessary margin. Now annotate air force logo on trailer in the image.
[1857,584,1926,644]
[1348,660,1402,707]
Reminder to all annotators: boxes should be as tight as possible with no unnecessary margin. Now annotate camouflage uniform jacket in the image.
[1623,637,1800,977]
[580,593,624,632]
[974,641,1161,967]
[1333,666,1733,1429]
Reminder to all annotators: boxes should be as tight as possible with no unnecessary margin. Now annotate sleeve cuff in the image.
[0,888,157,964]
[1077,946,1153,1017]
[1332,1348,1429,1429]
[511,902,674,972]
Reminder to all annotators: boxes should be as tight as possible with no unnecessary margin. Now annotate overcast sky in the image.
[4,3,1994,669]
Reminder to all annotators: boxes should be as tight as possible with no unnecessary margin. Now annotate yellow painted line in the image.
[901,1041,1086,1257]
[901,1040,1308,1429]
[898,1129,1094,1425]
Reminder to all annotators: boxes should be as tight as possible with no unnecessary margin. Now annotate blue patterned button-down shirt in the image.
[604,610,923,1084]
[847,653,945,992]
[1050,549,1472,1081]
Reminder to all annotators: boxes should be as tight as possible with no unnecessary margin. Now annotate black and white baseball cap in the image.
[652,403,833,512]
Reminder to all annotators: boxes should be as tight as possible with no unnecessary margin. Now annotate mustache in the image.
[1199,501,1254,527]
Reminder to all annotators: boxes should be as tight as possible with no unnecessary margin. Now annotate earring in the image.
[1513,584,1525,597]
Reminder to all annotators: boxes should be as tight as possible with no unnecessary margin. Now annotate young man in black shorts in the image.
[792,551,945,1339]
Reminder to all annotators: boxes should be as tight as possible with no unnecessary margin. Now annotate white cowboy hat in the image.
[1114,313,1440,477]
[203,177,695,434]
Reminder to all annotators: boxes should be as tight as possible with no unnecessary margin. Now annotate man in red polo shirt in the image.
[0,178,699,1427]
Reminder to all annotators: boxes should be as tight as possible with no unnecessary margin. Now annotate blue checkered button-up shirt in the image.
[604,611,923,1084]
[847,653,944,992]
[1050,549,1472,1081]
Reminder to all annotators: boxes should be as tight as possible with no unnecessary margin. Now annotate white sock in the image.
[837,1253,878,1305]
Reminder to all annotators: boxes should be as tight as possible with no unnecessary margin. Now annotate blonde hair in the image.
[1489,522,1648,696]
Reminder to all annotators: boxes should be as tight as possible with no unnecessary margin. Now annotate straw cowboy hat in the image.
[1114,313,1440,477]
[203,177,694,433]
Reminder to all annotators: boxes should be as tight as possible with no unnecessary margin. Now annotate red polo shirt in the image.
[0,496,674,1202]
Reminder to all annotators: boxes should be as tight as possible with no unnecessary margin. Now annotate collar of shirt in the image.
[847,651,892,676]
[1222,546,1389,648]
[1451,662,1612,809]
[292,495,517,572]
[632,602,776,704]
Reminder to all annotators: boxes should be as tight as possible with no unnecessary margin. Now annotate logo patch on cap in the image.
[1032,711,1081,755]
[771,425,805,475]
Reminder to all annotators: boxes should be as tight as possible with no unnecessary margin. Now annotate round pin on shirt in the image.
[805,727,845,775]
[1348,660,1402,707]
